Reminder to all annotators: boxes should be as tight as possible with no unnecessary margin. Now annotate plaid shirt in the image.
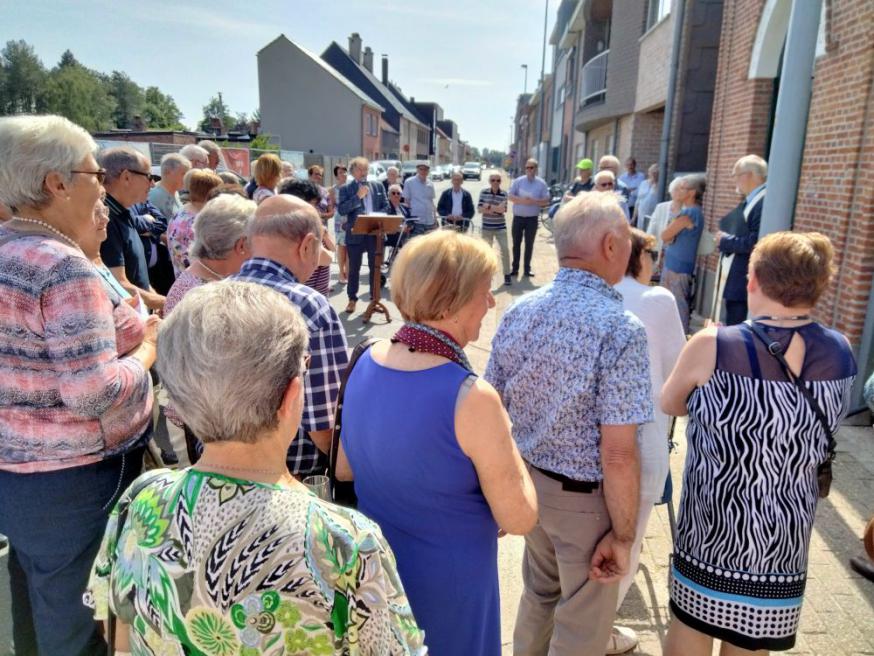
[233,258,349,475]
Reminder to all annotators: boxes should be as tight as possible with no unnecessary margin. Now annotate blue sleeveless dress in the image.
[671,322,856,651]
[341,352,500,655]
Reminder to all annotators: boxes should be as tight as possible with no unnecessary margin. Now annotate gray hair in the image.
[179,144,209,165]
[247,203,322,243]
[99,147,148,185]
[0,115,97,209]
[160,152,191,177]
[680,173,707,203]
[668,176,684,194]
[386,166,399,175]
[554,191,627,259]
[156,281,309,444]
[732,154,767,180]
[198,139,227,166]
[190,195,255,260]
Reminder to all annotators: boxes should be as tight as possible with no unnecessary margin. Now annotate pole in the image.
[758,0,822,236]
[522,64,528,95]
[656,0,686,202]
[537,0,549,167]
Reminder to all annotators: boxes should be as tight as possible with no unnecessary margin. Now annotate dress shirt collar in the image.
[555,267,623,303]
[745,183,766,206]
[238,256,300,283]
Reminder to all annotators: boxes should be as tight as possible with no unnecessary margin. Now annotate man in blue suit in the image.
[715,154,767,325]
[337,156,388,313]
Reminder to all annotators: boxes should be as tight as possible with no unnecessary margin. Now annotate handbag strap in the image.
[328,337,380,486]
[745,321,836,461]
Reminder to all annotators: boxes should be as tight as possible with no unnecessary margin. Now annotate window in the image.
[646,0,670,31]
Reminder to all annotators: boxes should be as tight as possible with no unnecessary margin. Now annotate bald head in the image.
[248,193,322,243]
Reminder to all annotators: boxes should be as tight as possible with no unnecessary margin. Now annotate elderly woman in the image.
[660,173,706,332]
[164,194,255,315]
[609,228,686,652]
[0,115,157,655]
[337,230,537,655]
[253,153,282,204]
[662,232,856,655]
[167,168,222,275]
[87,282,426,655]
[308,164,335,220]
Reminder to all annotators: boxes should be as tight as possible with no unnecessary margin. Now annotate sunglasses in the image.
[597,182,614,188]
[390,191,401,196]
[71,168,107,184]
[127,169,156,182]
[525,166,536,170]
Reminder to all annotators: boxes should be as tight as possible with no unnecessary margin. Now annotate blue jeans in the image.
[0,447,144,655]
[346,236,377,301]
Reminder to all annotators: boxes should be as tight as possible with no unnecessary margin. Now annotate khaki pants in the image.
[481,228,511,275]
[514,465,618,656]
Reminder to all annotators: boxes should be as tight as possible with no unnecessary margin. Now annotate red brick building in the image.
[703,0,874,396]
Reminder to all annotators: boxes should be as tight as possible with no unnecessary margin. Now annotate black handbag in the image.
[747,321,836,498]
[328,338,379,507]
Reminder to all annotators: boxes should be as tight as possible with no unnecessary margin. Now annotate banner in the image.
[222,148,251,177]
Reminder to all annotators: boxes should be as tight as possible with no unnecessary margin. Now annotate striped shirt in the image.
[477,188,509,230]
[0,226,153,473]
[233,258,349,475]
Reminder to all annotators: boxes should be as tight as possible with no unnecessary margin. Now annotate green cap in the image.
[576,158,593,170]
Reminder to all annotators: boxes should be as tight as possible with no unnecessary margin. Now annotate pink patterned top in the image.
[167,206,198,276]
[0,228,153,473]
[163,269,208,317]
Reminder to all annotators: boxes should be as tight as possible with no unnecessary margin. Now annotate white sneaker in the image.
[605,625,638,654]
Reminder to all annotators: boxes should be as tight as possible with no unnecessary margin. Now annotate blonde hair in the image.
[184,169,222,203]
[254,153,282,187]
[391,230,497,323]
[750,231,835,308]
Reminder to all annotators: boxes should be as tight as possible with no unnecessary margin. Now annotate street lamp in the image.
[521,64,528,95]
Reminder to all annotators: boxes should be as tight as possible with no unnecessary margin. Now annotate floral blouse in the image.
[167,207,198,276]
[86,468,426,656]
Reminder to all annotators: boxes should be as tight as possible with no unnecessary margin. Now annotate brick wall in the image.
[630,109,664,173]
[635,16,673,112]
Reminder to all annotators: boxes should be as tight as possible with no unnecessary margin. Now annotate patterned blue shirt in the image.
[233,258,349,475]
[485,268,653,481]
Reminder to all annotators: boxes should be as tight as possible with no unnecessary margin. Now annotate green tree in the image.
[249,133,279,152]
[0,40,48,114]
[199,93,235,133]
[43,57,115,131]
[143,86,184,129]
[106,71,144,128]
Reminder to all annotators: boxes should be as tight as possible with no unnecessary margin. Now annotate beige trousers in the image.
[481,228,512,275]
[513,465,618,656]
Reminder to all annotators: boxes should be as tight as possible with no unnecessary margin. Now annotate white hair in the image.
[386,166,399,175]
[388,183,403,194]
[179,144,209,165]
[190,195,255,260]
[160,152,191,177]
[594,169,615,184]
[157,281,310,444]
[668,176,684,194]
[553,191,627,259]
[0,115,97,209]
[732,154,767,180]
[99,147,148,185]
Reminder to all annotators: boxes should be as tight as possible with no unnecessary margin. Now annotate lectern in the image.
[352,214,403,323]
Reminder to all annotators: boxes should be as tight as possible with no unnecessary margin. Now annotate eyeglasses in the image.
[390,191,401,196]
[127,169,154,182]
[597,182,615,188]
[71,168,107,184]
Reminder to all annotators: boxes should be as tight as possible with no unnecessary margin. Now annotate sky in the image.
[4,0,559,152]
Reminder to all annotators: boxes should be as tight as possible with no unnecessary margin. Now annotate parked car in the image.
[376,159,401,174]
[430,165,444,181]
[400,161,418,181]
[367,163,387,183]
[462,161,482,181]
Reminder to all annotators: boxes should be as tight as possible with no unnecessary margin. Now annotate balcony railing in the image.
[580,50,609,107]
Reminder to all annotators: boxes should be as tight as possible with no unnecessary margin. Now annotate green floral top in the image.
[85,468,427,656]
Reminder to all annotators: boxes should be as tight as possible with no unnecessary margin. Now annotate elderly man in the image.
[486,191,651,656]
[568,158,595,196]
[508,157,550,278]
[99,147,165,311]
[619,157,646,213]
[338,156,388,314]
[594,170,631,221]
[714,154,767,325]
[178,144,209,169]
[382,165,401,196]
[197,139,227,171]
[402,161,437,235]
[479,172,512,285]
[149,153,190,220]
[437,171,475,232]
[232,195,349,476]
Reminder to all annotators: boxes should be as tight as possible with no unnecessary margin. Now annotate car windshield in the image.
[464,162,478,167]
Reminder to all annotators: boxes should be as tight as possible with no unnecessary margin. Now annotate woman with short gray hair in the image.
[87,281,426,656]
[0,114,157,654]
[164,194,255,315]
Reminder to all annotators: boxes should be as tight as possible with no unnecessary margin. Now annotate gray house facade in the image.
[258,35,384,157]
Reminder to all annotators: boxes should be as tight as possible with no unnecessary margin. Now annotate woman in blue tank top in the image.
[337,231,537,655]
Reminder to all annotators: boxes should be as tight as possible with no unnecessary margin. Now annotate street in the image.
[1,171,872,655]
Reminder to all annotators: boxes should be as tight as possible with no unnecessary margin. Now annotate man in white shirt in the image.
[402,162,437,235]
[437,172,474,232]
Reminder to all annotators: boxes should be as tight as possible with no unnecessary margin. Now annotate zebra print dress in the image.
[671,322,856,651]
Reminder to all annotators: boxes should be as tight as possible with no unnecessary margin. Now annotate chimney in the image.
[348,33,362,64]
[363,46,374,72]
[381,54,388,84]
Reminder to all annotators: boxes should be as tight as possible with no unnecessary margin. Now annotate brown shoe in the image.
[345,300,357,313]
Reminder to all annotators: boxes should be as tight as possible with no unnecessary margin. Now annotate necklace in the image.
[9,216,80,251]
[194,259,225,280]
[391,322,473,372]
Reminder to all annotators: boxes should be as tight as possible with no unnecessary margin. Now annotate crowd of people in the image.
[0,113,861,656]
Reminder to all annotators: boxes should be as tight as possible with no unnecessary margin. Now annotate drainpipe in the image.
[758,0,822,235]
[656,0,687,201]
